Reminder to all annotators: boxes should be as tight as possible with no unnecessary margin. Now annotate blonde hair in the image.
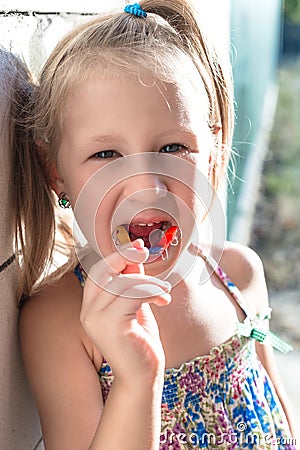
[8,53,53,303]
[13,0,234,301]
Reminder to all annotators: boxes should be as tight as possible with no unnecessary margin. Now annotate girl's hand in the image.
[80,240,171,387]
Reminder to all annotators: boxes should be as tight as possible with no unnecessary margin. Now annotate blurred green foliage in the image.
[284,0,300,23]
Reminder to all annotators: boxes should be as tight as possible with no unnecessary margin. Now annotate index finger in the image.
[83,243,149,298]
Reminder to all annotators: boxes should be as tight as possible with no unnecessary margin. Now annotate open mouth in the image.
[112,220,180,262]
[128,221,171,248]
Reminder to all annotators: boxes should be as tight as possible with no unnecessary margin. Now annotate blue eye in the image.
[93,150,118,159]
[160,144,187,153]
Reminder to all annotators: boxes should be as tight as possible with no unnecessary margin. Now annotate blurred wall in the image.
[228,0,283,243]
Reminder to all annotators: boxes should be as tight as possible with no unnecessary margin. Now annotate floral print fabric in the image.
[99,336,295,449]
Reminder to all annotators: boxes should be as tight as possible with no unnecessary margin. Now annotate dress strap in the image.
[197,248,293,354]
[197,248,255,320]
[74,263,87,287]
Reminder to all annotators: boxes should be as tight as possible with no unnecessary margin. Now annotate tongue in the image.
[129,222,162,248]
[129,222,162,237]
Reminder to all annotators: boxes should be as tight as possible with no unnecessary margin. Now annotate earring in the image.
[58,192,71,209]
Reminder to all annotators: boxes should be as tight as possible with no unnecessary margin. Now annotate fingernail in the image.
[161,292,172,302]
[131,239,145,249]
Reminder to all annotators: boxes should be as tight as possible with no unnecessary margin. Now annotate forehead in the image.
[62,70,209,136]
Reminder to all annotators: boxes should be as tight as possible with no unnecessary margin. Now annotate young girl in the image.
[14,1,297,449]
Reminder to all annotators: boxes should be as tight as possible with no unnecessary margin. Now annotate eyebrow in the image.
[157,128,197,139]
[86,127,197,148]
[92,135,127,145]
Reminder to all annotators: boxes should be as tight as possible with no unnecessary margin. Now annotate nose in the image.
[123,173,168,204]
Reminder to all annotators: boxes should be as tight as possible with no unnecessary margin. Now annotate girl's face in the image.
[53,71,214,275]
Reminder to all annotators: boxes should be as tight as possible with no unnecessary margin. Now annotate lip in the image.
[111,197,180,236]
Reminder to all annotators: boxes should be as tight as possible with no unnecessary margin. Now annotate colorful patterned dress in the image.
[74,251,295,450]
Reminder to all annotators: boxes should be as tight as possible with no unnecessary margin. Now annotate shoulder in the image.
[220,241,264,290]
[19,269,99,369]
[19,270,104,447]
[19,269,82,332]
[219,241,268,315]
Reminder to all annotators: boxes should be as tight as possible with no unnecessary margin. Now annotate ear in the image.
[208,123,222,185]
[49,163,65,195]
[212,123,222,151]
[212,122,222,136]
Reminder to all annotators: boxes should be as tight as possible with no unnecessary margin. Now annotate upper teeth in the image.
[137,222,155,226]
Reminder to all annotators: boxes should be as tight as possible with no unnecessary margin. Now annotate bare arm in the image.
[90,377,163,449]
[19,244,169,450]
[256,342,298,440]
[19,278,164,450]
[80,243,170,450]
[19,274,104,449]
[245,249,298,439]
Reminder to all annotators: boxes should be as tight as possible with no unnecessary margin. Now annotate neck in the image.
[166,244,212,301]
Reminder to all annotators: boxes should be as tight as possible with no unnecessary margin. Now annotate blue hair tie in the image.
[124,3,147,18]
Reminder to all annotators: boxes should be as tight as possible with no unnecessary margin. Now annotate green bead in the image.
[58,193,70,208]
[251,328,267,343]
